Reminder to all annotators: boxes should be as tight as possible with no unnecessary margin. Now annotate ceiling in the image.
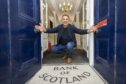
[45,0,85,21]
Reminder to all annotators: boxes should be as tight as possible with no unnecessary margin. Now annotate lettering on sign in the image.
[39,66,91,84]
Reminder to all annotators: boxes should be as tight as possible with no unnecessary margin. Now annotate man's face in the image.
[62,15,69,26]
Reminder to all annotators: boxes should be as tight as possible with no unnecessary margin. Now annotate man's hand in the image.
[39,23,46,32]
[88,25,98,33]
[34,25,41,32]
[34,23,46,32]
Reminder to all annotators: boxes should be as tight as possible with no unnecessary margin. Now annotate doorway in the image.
[40,0,94,65]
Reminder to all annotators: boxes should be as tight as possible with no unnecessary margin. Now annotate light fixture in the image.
[59,2,73,12]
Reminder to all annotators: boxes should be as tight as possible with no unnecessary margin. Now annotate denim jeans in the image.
[51,41,75,58]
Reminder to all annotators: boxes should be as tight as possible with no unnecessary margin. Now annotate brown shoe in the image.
[67,57,72,63]
[62,55,68,59]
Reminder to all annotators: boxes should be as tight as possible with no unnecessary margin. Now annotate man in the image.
[35,14,98,63]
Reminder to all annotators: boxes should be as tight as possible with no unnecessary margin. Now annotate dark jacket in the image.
[45,24,89,47]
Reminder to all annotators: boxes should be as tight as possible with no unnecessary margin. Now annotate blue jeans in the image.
[51,42,75,58]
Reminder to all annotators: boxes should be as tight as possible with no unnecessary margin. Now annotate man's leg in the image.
[51,44,66,54]
[66,42,75,63]
[66,42,75,57]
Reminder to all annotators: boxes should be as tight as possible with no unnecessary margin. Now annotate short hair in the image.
[62,14,70,19]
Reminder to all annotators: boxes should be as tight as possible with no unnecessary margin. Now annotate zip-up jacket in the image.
[45,24,89,47]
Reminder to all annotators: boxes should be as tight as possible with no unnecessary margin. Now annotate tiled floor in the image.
[43,49,88,64]
[26,64,106,84]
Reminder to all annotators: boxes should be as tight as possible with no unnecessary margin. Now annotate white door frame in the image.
[88,0,95,66]
[82,0,94,66]
[40,0,44,60]
[40,0,48,60]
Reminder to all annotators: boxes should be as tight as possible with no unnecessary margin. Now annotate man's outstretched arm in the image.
[73,25,98,34]
[35,23,58,33]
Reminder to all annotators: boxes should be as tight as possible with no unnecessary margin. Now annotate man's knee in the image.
[66,42,75,50]
[51,47,58,53]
